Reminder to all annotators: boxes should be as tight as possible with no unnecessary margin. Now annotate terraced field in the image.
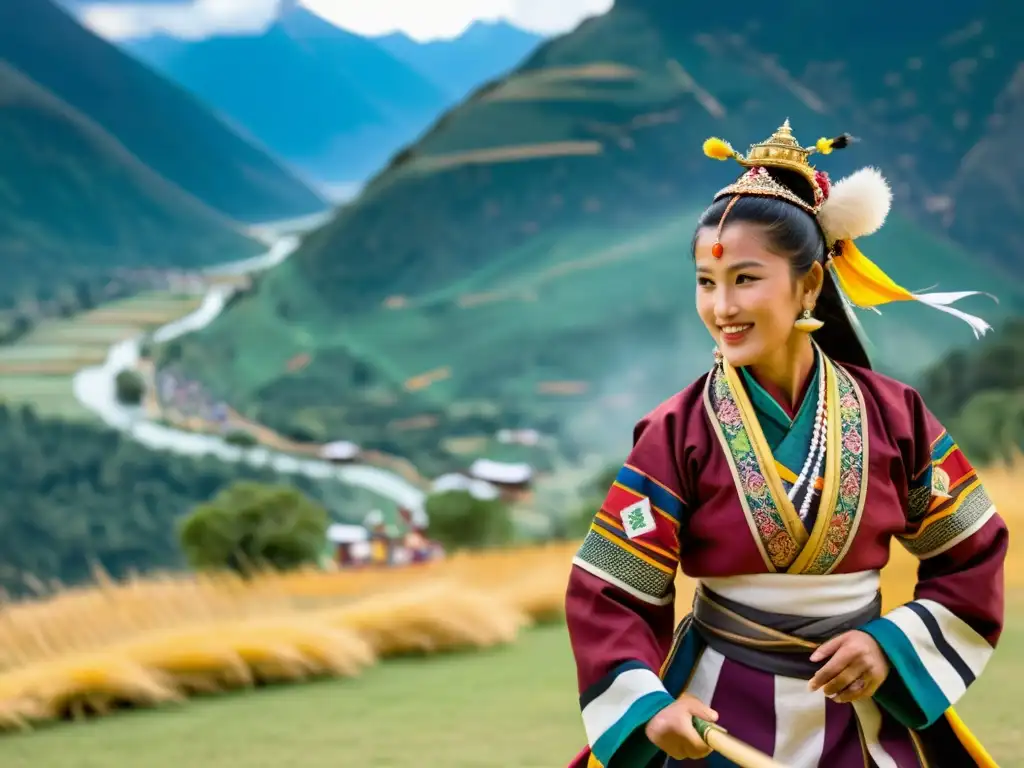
[0,292,203,419]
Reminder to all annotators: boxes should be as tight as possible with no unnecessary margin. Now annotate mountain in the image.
[0,0,327,223]
[0,61,261,300]
[374,21,544,102]
[120,5,452,184]
[161,0,1024,473]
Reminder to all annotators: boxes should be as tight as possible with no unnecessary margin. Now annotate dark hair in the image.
[691,168,871,370]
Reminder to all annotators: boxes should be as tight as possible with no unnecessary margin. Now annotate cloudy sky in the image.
[77,0,614,41]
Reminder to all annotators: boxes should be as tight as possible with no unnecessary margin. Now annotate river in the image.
[71,226,427,516]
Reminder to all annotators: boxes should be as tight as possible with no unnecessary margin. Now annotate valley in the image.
[5,0,1024,586]
[0,291,205,421]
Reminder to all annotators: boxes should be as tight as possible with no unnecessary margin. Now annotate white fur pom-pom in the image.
[817,166,892,243]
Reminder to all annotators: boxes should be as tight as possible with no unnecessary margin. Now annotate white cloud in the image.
[78,0,613,42]
[81,0,280,40]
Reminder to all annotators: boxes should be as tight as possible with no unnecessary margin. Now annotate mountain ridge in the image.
[0,60,261,300]
[119,9,546,184]
[0,0,327,223]
[159,0,1024,471]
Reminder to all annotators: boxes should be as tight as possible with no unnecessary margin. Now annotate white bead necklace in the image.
[787,362,828,522]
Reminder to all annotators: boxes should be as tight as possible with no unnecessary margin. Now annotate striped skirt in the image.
[672,645,922,766]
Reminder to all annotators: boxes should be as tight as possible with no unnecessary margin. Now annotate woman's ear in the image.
[804,261,825,306]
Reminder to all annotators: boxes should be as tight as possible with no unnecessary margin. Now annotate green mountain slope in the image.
[0,62,262,300]
[0,0,327,223]
[164,1,1024,470]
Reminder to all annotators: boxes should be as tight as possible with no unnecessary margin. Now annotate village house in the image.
[326,523,371,566]
[467,458,534,502]
[431,472,501,501]
[319,440,361,463]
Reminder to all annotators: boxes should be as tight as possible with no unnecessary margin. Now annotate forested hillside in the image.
[918,316,1024,465]
[0,404,367,595]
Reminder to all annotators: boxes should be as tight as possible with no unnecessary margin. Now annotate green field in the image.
[2,601,1021,768]
[0,292,202,420]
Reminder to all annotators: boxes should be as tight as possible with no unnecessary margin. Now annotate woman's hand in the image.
[645,694,719,760]
[808,630,890,703]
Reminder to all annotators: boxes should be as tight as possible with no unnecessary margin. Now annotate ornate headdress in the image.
[703,120,993,338]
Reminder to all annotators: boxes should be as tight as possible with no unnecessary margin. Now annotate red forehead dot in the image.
[711,242,724,258]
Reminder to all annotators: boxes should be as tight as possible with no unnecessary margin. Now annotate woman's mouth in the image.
[720,324,753,344]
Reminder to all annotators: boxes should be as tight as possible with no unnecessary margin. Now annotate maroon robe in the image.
[565,354,1007,767]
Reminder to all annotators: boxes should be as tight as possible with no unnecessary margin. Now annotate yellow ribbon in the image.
[828,239,994,338]
[829,239,913,307]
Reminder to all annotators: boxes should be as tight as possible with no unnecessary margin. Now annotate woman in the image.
[565,121,1008,767]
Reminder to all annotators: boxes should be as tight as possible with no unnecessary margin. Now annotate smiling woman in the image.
[691,168,870,409]
[562,121,1008,768]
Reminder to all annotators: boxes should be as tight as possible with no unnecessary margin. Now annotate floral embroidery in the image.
[709,366,798,570]
[803,366,867,575]
[708,360,868,574]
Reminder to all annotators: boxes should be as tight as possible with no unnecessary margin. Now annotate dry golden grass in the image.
[0,544,577,733]
[0,463,1019,737]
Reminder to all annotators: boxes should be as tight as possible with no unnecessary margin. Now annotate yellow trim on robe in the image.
[722,360,809,549]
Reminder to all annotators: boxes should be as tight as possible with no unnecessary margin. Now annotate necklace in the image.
[787,362,827,521]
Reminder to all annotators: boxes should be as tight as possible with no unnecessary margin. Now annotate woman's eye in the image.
[697,277,713,287]
[736,274,759,284]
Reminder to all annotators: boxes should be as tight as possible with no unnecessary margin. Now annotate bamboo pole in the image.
[693,717,788,768]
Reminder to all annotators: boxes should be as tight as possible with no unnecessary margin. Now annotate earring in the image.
[794,308,824,332]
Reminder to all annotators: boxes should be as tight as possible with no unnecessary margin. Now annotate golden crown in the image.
[704,119,854,214]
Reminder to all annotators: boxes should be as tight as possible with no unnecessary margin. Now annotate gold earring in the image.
[794,308,824,332]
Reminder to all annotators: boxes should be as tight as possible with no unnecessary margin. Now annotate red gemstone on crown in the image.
[815,170,831,200]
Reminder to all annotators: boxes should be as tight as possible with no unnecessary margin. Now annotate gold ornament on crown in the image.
[698,118,996,342]
[703,119,854,257]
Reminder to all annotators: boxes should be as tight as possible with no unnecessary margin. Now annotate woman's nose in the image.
[714,287,736,318]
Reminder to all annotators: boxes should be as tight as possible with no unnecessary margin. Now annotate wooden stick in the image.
[693,717,788,768]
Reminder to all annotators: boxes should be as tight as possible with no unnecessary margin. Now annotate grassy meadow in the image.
[0,462,1021,766]
[0,291,202,420]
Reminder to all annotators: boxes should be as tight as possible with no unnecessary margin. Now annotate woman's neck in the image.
[747,336,816,413]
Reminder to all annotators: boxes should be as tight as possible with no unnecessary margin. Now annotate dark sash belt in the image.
[690,584,883,680]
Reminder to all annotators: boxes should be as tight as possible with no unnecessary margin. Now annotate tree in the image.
[224,429,258,448]
[953,390,1024,466]
[177,481,329,575]
[114,369,145,405]
[423,490,513,551]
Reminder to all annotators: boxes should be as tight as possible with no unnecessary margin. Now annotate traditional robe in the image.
[565,350,1007,767]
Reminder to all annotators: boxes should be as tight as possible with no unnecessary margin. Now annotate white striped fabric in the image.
[581,667,669,747]
[879,599,993,706]
[915,599,993,675]
[699,570,880,617]
[682,647,908,766]
[853,698,900,768]
[683,646,726,705]
[773,676,826,765]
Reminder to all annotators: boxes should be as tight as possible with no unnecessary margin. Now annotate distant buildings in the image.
[319,440,361,463]
[430,458,535,504]
[469,458,533,490]
[496,428,542,446]
[325,508,441,568]
[431,472,501,500]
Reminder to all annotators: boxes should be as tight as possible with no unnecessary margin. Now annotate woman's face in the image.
[694,221,817,369]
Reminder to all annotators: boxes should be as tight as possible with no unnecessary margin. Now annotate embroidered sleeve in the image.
[861,391,1008,730]
[565,406,688,768]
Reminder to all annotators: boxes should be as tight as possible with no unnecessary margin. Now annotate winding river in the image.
[71,223,427,515]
